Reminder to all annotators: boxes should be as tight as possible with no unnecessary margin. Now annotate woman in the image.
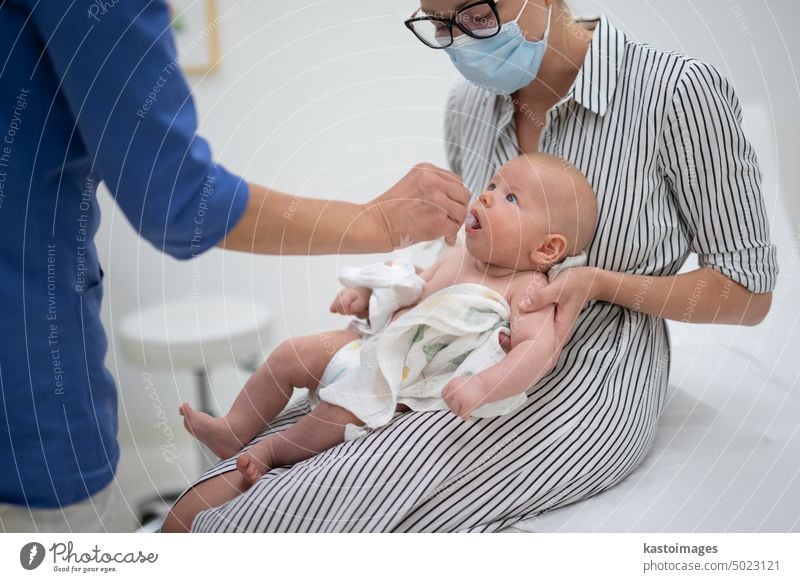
[0,1,469,532]
[164,0,776,532]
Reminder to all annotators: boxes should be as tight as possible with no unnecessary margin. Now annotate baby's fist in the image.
[442,375,488,421]
[330,287,371,319]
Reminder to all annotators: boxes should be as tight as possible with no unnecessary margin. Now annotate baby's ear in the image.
[530,234,568,266]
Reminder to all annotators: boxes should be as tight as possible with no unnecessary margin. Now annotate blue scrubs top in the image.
[0,1,249,508]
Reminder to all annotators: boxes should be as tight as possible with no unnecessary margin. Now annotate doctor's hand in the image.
[364,163,470,249]
[499,266,604,354]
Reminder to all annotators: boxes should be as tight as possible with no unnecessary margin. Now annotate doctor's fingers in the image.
[412,163,469,202]
[412,162,464,186]
[424,188,469,243]
[430,172,471,211]
[437,190,470,224]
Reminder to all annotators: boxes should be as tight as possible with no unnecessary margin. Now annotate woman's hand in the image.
[364,163,471,249]
[500,266,604,353]
[330,287,371,319]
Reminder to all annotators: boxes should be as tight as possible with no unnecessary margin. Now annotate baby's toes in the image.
[236,454,259,484]
[244,465,262,484]
[179,404,195,431]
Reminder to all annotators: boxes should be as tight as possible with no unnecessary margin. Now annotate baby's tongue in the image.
[464,213,479,228]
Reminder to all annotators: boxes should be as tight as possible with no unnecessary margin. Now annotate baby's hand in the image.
[329,287,371,319]
[442,375,490,421]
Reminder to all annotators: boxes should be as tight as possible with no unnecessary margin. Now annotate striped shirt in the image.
[181,14,778,532]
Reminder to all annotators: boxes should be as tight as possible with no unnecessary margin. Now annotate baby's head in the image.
[464,153,598,272]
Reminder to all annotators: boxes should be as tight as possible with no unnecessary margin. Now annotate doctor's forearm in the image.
[218,183,392,255]
[594,267,772,326]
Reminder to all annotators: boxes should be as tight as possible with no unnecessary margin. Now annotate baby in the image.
[180,152,598,485]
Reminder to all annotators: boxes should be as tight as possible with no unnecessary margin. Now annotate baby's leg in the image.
[236,402,364,484]
[180,329,359,459]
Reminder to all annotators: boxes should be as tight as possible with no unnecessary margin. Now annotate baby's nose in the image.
[478,191,493,207]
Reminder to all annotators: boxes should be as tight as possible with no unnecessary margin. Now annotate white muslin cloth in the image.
[311,250,587,440]
[336,251,425,336]
[312,282,527,439]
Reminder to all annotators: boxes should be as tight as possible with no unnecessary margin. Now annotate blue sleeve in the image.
[26,0,249,259]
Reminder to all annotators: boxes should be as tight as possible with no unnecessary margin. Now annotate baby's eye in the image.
[506,193,518,204]
[487,183,496,191]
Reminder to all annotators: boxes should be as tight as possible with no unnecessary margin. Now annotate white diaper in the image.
[308,338,370,441]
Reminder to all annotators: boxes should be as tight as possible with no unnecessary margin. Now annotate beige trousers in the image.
[0,482,119,533]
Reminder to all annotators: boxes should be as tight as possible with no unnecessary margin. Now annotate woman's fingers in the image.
[498,331,512,353]
[519,284,559,313]
[554,313,572,349]
[553,300,581,349]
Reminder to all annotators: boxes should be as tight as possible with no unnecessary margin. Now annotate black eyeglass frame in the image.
[404,0,503,49]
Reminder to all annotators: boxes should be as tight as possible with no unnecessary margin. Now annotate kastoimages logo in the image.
[20,542,46,570]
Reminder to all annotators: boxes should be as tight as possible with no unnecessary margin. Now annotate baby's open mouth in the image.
[465,209,482,232]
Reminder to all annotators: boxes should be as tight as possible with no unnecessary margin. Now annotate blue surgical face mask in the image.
[445,1,552,94]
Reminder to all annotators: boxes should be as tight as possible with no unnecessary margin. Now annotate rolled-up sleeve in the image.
[26,0,248,259]
[659,60,778,293]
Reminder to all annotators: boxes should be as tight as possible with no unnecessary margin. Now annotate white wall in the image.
[100,0,800,441]
[571,0,800,221]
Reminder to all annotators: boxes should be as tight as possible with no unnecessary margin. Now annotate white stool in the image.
[118,295,272,530]
[120,296,272,412]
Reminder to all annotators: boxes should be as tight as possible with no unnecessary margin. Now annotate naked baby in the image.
[180,152,598,485]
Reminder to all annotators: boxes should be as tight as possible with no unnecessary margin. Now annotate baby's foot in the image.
[236,443,274,485]
[179,403,242,459]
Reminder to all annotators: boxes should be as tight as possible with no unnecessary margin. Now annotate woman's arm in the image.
[219,164,470,255]
[592,266,772,326]
[513,265,772,356]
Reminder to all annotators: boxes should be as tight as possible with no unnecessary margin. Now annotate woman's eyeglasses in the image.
[405,1,502,49]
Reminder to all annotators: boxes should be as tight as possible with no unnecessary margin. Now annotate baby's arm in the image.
[443,274,557,420]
